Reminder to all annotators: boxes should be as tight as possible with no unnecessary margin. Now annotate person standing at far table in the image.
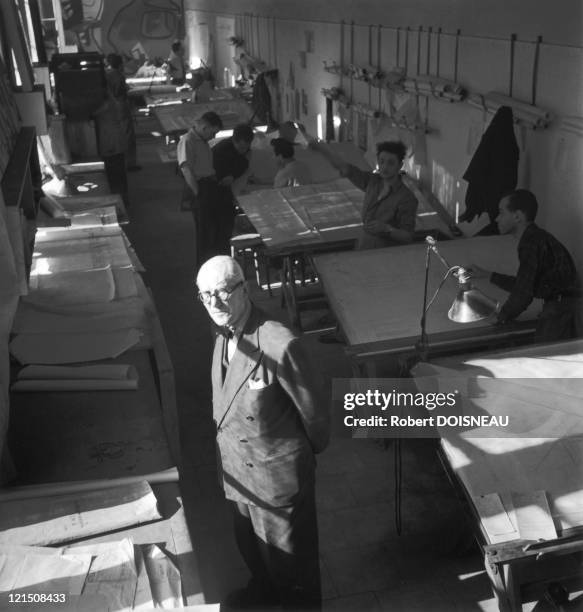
[212,123,255,254]
[177,111,224,267]
[167,40,186,85]
[105,53,139,171]
[307,136,418,249]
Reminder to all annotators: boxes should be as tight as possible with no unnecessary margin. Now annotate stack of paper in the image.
[7,208,148,365]
[0,538,185,610]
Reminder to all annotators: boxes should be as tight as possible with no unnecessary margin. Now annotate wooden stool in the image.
[230,233,272,295]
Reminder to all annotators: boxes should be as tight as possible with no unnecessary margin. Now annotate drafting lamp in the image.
[418,236,499,359]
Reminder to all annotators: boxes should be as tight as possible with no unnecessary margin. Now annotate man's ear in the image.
[513,209,526,223]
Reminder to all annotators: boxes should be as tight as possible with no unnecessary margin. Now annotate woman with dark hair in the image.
[308,136,418,249]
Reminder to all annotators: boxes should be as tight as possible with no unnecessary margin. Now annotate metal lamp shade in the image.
[448,287,499,323]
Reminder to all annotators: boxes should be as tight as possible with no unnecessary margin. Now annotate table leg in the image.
[350,356,377,378]
[503,563,524,612]
[485,553,514,612]
[281,255,301,331]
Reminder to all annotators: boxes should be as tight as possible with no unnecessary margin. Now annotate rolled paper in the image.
[11,378,139,392]
[18,364,137,380]
[0,469,179,501]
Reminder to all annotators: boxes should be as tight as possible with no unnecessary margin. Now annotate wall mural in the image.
[60,0,184,71]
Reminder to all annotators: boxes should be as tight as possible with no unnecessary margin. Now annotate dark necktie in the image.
[221,328,234,382]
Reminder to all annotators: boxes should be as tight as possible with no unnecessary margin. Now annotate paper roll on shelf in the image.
[560,116,583,136]
[11,364,139,392]
[11,379,139,392]
[0,467,179,501]
[18,364,136,380]
[467,91,553,129]
[401,76,466,102]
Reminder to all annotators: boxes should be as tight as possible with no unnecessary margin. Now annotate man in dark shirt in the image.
[212,124,255,255]
[470,189,581,342]
[213,123,254,186]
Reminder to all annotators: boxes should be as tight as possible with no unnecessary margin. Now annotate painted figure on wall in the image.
[60,0,182,74]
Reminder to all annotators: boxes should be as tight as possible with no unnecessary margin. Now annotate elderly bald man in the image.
[196,256,330,610]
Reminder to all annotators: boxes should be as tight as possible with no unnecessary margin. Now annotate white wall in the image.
[185,0,583,268]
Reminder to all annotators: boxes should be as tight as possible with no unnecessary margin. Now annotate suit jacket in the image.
[212,306,330,509]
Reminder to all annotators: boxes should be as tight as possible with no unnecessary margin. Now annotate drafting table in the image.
[237,176,457,329]
[237,178,364,327]
[152,99,254,138]
[134,86,235,109]
[3,285,205,604]
[8,281,179,479]
[412,339,583,611]
[313,235,539,373]
[143,90,194,108]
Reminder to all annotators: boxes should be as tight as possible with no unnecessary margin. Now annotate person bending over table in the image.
[469,189,582,343]
[307,136,418,249]
[271,137,313,188]
[177,111,224,267]
[212,123,255,253]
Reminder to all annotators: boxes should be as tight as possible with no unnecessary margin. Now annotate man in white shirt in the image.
[177,111,223,266]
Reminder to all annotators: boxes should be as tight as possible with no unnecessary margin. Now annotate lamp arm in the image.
[419,244,432,354]
[426,236,454,271]
[418,240,459,358]
[424,266,460,315]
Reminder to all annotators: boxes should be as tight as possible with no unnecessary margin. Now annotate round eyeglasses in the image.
[198,280,243,305]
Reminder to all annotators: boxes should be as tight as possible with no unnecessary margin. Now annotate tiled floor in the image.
[123,125,512,611]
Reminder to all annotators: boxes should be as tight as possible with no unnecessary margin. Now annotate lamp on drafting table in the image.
[417,236,499,359]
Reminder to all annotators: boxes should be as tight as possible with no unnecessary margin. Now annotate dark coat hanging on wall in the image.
[251,70,278,127]
[460,106,519,230]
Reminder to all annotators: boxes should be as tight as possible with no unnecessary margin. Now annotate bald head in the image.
[197,256,244,287]
[196,256,250,329]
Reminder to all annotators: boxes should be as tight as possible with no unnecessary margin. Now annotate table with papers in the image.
[412,339,583,612]
[237,173,458,330]
[313,235,539,373]
[152,99,253,138]
[0,197,211,609]
[237,178,365,328]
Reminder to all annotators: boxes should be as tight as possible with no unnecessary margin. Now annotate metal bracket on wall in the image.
[531,35,542,106]
[509,32,517,98]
